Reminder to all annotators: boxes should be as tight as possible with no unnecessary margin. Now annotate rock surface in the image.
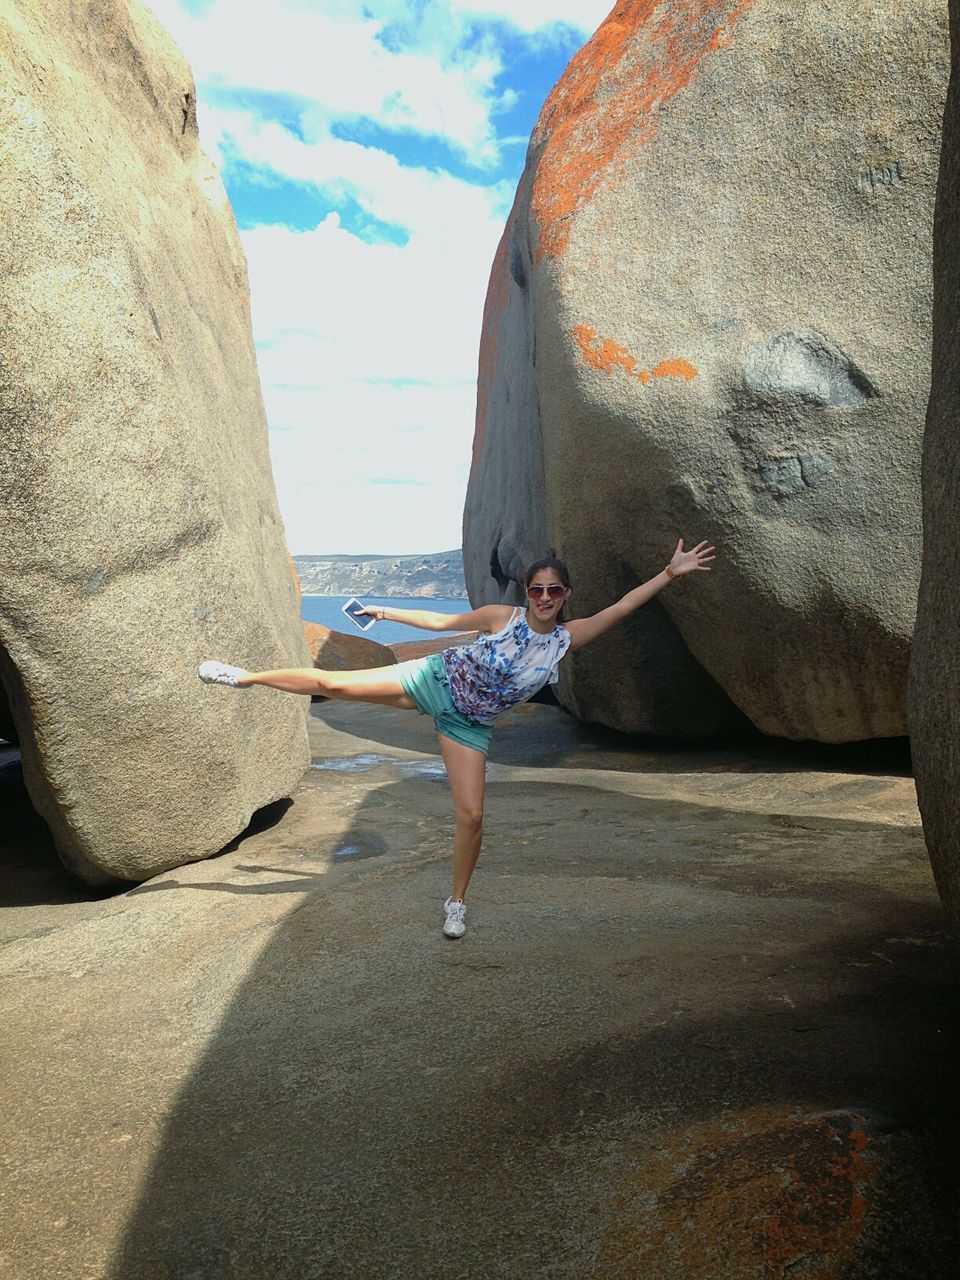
[1,710,956,1278]
[910,0,960,936]
[464,0,949,742]
[392,632,478,661]
[0,0,310,884]
[295,550,465,598]
[303,621,397,671]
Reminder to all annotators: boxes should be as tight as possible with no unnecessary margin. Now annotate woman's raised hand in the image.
[669,538,717,576]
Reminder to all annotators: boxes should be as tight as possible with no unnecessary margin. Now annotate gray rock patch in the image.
[744,331,876,407]
[753,452,836,498]
[492,535,525,589]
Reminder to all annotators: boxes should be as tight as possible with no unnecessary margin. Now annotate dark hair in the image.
[524,553,571,589]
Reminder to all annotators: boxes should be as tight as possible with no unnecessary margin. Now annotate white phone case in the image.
[341,597,376,631]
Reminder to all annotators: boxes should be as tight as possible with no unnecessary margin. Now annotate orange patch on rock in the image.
[302,621,396,672]
[651,357,698,380]
[573,324,639,376]
[531,0,757,262]
[592,1107,875,1279]
[573,324,698,385]
[287,553,302,601]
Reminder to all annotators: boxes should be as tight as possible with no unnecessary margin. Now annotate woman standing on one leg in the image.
[199,539,716,938]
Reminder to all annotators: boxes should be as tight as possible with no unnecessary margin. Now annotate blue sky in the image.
[146,1,612,554]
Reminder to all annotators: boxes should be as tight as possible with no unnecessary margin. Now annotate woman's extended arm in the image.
[358,602,514,634]
[565,539,715,652]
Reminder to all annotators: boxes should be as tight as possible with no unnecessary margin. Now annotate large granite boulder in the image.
[0,0,310,884]
[464,0,949,741]
[910,0,960,935]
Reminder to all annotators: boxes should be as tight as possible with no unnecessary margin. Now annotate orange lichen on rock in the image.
[592,1107,875,1280]
[302,621,396,672]
[573,324,698,385]
[287,553,302,601]
[531,0,757,262]
[572,324,639,376]
[650,357,698,380]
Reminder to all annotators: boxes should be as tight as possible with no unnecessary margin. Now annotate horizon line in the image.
[293,548,462,561]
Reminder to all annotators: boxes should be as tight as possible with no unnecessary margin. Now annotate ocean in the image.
[301,595,471,648]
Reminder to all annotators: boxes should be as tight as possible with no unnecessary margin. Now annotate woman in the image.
[199,539,715,939]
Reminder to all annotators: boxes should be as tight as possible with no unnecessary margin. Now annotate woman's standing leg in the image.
[436,733,487,938]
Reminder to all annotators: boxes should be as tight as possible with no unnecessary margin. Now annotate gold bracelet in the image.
[664,564,675,580]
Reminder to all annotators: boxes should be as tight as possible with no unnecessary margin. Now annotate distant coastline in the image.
[299,593,467,599]
[294,549,466,598]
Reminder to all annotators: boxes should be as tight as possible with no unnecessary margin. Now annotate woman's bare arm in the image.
[358,603,514,634]
[565,540,715,652]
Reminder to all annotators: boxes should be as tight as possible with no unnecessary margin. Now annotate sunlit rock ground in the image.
[2,701,957,1279]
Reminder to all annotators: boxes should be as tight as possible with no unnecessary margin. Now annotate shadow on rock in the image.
[0,748,103,908]
[312,700,913,779]
[104,772,958,1280]
[1,752,303,907]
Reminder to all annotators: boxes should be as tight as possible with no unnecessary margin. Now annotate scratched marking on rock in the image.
[858,161,903,194]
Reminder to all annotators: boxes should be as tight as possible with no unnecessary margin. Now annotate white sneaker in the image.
[198,660,248,688]
[442,897,466,939]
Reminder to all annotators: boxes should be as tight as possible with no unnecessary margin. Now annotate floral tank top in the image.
[441,608,572,726]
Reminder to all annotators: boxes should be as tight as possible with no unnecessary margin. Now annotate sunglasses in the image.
[526,583,566,599]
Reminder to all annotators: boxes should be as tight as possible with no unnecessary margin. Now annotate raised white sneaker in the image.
[198,660,248,688]
[442,897,466,940]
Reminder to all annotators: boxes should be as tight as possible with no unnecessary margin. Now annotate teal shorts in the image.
[396,653,493,756]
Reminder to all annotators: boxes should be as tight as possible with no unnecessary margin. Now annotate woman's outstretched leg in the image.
[199,661,415,708]
[238,666,323,694]
[436,733,487,939]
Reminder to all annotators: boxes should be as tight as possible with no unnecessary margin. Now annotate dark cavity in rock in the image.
[509,241,527,290]
[509,221,528,289]
[491,536,524,590]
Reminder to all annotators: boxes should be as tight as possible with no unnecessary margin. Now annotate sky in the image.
[144,0,612,555]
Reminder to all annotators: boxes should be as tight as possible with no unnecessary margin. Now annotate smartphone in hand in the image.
[341,597,377,631]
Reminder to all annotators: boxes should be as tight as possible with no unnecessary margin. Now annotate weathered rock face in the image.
[303,622,396,673]
[910,0,960,936]
[0,0,310,884]
[464,0,949,741]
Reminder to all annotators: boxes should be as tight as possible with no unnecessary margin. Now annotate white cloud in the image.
[238,166,505,551]
[267,379,475,554]
[147,0,508,165]
[448,0,612,36]
[244,198,504,385]
[200,103,512,241]
[140,0,600,552]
